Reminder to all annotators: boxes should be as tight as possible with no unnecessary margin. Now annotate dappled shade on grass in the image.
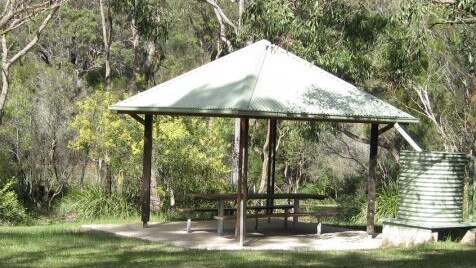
[1,224,476,267]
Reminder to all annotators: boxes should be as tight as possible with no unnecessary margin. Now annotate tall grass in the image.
[58,186,140,220]
[337,179,399,225]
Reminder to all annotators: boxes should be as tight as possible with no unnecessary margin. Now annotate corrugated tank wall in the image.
[398,151,468,224]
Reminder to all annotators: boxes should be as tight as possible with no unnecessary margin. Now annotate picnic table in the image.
[185,193,336,235]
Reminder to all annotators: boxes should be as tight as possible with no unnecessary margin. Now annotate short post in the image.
[218,199,224,236]
[293,198,300,229]
[239,198,244,246]
[186,217,192,233]
[317,222,322,235]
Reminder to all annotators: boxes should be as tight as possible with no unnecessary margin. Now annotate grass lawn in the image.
[1,222,476,267]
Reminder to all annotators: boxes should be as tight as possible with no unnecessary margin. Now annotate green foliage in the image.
[155,117,231,204]
[59,186,140,219]
[0,180,28,225]
[376,179,400,220]
[336,191,367,225]
[69,90,143,175]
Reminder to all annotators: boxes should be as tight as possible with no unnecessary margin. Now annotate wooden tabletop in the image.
[189,193,236,200]
[189,193,327,201]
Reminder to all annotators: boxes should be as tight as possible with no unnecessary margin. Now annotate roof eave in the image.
[109,105,419,124]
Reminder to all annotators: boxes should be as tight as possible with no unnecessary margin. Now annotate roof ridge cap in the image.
[246,43,270,111]
[118,40,270,106]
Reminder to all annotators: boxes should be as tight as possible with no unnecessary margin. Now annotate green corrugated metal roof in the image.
[110,40,418,123]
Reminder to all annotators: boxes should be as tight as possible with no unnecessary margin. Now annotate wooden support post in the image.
[236,118,249,246]
[367,123,379,235]
[266,119,277,223]
[126,112,145,125]
[141,114,153,228]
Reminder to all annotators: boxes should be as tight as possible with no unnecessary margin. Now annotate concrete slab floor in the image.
[81,219,382,251]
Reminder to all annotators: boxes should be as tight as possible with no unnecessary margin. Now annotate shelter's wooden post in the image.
[236,118,249,245]
[266,119,277,217]
[141,114,153,228]
[367,123,379,235]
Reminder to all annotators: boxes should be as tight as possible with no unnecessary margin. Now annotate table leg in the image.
[284,209,288,229]
[293,198,300,229]
[218,199,224,236]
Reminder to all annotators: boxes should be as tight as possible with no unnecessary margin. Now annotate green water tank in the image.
[397,151,468,224]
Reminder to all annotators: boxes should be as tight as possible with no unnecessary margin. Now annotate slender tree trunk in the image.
[238,0,245,28]
[131,18,141,92]
[144,41,157,86]
[258,121,271,193]
[150,167,161,211]
[232,118,240,190]
[168,185,176,210]
[0,37,9,124]
[99,0,112,90]
[105,161,112,196]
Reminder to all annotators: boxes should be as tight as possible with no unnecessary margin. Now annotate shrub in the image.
[337,179,400,225]
[58,186,140,220]
[336,192,367,224]
[376,179,399,221]
[0,180,28,225]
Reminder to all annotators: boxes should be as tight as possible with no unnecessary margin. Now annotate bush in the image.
[336,192,367,224]
[376,179,399,221]
[0,180,28,225]
[58,186,140,220]
[336,179,400,225]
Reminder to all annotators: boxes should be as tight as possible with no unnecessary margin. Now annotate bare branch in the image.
[432,0,457,4]
[212,7,234,52]
[202,0,237,33]
[431,17,476,27]
[7,3,60,66]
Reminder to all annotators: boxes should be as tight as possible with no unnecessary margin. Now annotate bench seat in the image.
[213,211,339,235]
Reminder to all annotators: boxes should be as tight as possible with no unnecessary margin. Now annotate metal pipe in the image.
[394,123,423,152]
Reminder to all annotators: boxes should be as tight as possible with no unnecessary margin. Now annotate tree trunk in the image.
[232,118,240,190]
[150,167,161,211]
[238,0,245,29]
[105,161,112,196]
[99,0,112,90]
[0,62,9,124]
[131,18,141,92]
[258,121,271,193]
[144,41,156,86]
[168,185,176,211]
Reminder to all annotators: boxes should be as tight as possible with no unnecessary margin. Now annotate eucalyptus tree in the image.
[0,0,64,124]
